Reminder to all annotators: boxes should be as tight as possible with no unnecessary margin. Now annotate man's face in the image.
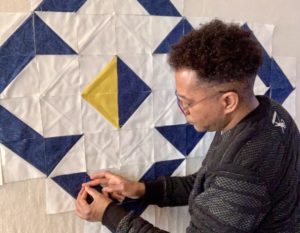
[175,69,226,132]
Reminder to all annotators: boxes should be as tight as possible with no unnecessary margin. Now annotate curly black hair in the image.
[168,19,262,85]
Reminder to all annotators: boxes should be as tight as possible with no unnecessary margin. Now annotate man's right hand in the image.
[82,171,145,202]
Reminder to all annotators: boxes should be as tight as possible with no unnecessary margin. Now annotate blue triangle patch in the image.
[242,24,271,87]
[35,0,87,12]
[141,159,184,181]
[34,14,77,55]
[117,56,151,127]
[156,124,205,156]
[0,15,35,93]
[45,135,82,175]
[52,172,90,198]
[154,18,193,54]
[270,59,294,104]
[137,0,181,16]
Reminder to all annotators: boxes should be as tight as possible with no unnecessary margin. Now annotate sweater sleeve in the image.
[186,167,272,233]
[102,173,197,233]
[143,173,197,207]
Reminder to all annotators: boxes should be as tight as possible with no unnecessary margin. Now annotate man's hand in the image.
[75,186,112,222]
[82,171,145,202]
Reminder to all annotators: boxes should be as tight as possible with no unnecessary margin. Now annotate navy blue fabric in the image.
[117,56,151,127]
[0,15,35,56]
[156,124,204,156]
[154,18,193,54]
[35,0,87,12]
[270,59,294,104]
[52,172,91,198]
[45,135,82,175]
[3,137,46,173]
[137,0,181,16]
[242,24,271,87]
[34,14,77,55]
[186,125,205,155]
[0,105,40,142]
[0,15,35,93]
[0,105,83,175]
[141,159,184,181]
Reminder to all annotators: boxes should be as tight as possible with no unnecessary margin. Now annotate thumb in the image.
[85,186,99,198]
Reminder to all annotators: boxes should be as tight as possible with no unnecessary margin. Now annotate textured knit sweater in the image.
[102,96,300,233]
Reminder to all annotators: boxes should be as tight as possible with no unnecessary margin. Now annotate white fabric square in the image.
[48,136,86,177]
[0,144,46,183]
[0,57,39,99]
[119,128,154,166]
[116,15,152,54]
[78,14,116,55]
[152,54,175,90]
[45,178,75,214]
[0,96,43,135]
[85,131,120,173]
[153,128,185,162]
[40,95,82,137]
[37,55,81,97]
[78,0,114,14]
[150,16,181,52]
[35,12,79,53]
[0,13,30,46]
[113,0,148,15]
[152,90,186,127]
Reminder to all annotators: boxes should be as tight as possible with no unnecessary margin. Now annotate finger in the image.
[102,190,109,197]
[91,171,116,180]
[111,192,125,202]
[90,171,108,179]
[102,183,124,193]
[85,186,100,199]
[83,178,108,187]
[76,187,85,200]
[78,190,89,208]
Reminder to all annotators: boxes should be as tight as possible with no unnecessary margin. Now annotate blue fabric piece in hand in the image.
[156,124,204,156]
[154,18,193,54]
[117,56,151,127]
[52,172,102,199]
[0,15,35,93]
[34,13,77,55]
[35,0,87,12]
[138,0,181,16]
[242,24,271,87]
[270,59,294,104]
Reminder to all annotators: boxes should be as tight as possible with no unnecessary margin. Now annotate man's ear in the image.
[221,91,239,114]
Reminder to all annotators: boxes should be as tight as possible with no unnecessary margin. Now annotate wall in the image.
[0,1,299,233]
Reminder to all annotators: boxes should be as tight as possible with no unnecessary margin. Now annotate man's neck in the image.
[222,95,259,133]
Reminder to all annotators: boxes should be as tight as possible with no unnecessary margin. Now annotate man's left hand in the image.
[75,186,112,222]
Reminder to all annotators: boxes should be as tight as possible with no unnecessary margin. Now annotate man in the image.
[75,19,300,232]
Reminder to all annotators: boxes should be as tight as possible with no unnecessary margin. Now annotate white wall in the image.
[0,1,299,232]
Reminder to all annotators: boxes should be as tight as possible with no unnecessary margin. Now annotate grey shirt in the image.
[102,96,300,233]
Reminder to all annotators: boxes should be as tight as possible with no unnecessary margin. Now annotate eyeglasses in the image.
[175,90,235,115]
